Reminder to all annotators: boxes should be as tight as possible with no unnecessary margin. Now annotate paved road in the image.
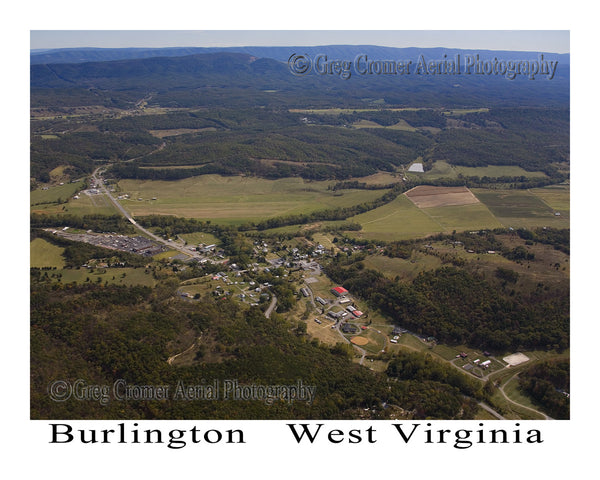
[91,167,208,261]
[477,401,506,420]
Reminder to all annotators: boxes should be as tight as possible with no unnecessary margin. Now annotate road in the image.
[477,401,506,420]
[90,167,209,261]
[498,373,553,420]
[264,295,278,318]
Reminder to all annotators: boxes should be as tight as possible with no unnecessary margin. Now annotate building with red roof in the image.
[331,286,348,296]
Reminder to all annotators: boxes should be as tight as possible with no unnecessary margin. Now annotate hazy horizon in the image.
[30,30,570,54]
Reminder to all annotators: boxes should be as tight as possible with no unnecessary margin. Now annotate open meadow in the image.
[115,175,387,224]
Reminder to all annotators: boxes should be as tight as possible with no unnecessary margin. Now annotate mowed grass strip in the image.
[30,238,66,268]
[117,175,387,223]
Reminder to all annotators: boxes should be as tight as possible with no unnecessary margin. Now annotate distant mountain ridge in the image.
[30,44,570,66]
[30,49,569,109]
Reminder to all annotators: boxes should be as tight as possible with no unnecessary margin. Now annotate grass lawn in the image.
[178,231,221,246]
[153,250,181,260]
[30,238,66,268]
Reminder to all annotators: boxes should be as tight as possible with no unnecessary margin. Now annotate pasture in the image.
[30,238,66,268]
[473,188,569,228]
[348,195,443,241]
[56,267,156,287]
[116,175,387,224]
[363,253,442,281]
[423,203,503,231]
[405,161,549,182]
[31,191,117,216]
[529,184,570,214]
[30,181,85,206]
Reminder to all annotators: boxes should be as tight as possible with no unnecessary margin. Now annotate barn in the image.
[331,286,349,297]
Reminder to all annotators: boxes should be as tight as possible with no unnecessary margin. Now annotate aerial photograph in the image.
[30,30,570,422]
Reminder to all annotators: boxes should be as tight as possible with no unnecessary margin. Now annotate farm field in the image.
[405,185,480,208]
[363,253,443,281]
[529,184,570,214]
[30,190,117,216]
[30,180,85,205]
[404,162,548,182]
[423,203,503,231]
[473,188,569,228]
[353,172,402,185]
[30,238,66,268]
[454,165,548,178]
[116,175,387,224]
[40,267,157,287]
[351,119,417,131]
[348,194,443,241]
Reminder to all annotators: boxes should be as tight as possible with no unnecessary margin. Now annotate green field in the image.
[529,184,570,213]
[406,161,549,182]
[454,165,548,178]
[442,108,490,116]
[30,181,85,206]
[179,231,221,246]
[473,188,569,228]
[363,253,442,281]
[30,238,66,268]
[31,191,117,216]
[348,194,443,241]
[116,175,388,224]
[351,119,417,131]
[423,203,503,231]
[56,267,156,286]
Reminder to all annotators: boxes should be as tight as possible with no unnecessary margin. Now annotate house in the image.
[352,310,363,318]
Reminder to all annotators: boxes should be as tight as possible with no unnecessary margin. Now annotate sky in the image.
[30,30,570,54]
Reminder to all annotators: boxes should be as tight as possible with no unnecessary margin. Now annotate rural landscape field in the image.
[30,41,570,421]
